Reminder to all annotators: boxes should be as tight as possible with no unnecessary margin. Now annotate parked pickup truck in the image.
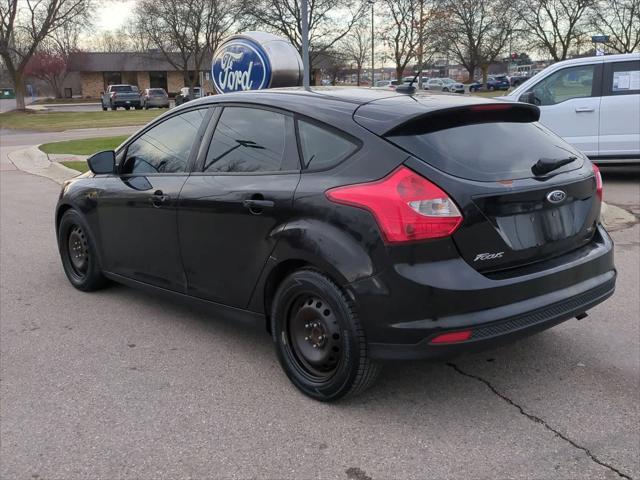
[101,84,142,111]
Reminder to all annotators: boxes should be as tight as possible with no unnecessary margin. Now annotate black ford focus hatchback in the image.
[56,88,615,401]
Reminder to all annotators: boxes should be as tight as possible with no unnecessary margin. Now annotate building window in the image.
[103,72,122,88]
[149,71,167,90]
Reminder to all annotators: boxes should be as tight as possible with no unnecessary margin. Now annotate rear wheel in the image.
[58,209,107,291]
[271,269,380,401]
[488,85,495,91]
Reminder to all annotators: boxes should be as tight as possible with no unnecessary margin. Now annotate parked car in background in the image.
[101,85,141,111]
[425,78,465,93]
[141,88,170,109]
[56,87,614,401]
[175,87,204,106]
[499,53,640,163]
[402,76,430,89]
[373,80,401,90]
[486,75,510,91]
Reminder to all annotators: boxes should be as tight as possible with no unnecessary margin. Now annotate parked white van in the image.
[499,53,640,163]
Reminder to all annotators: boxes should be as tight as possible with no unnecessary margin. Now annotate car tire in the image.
[110,103,116,111]
[57,209,108,292]
[101,104,107,111]
[271,269,381,402]
[443,87,449,92]
[488,85,495,91]
[144,103,149,110]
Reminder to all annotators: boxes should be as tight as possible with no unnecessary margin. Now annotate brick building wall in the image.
[136,71,150,91]
[80,72,104,98]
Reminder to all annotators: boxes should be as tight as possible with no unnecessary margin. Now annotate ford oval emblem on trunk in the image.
[547,190,567,203]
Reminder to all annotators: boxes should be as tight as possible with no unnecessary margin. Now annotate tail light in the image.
[326,166,463,243]
[592,163,603,201]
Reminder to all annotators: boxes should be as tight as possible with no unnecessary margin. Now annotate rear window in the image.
[388,122,584,181]
[111,85,133,92]
[149,88,165,95]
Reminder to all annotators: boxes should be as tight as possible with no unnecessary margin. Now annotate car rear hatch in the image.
[354,98,601,273]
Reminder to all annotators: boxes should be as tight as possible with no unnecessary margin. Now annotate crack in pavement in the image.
[447,363,632,480]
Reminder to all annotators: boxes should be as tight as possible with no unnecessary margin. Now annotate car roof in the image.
[183,87,520,135]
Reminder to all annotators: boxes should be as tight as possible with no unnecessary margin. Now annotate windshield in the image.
[388,121,584,181]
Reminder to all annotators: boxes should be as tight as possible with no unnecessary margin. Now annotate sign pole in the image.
[301,0,310,88]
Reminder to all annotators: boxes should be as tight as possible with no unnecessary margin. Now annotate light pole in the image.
[368,0,374,85]
[301,0,310,88]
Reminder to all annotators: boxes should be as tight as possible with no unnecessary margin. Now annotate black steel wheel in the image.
[271,269,380,401]
[58,209,107,291]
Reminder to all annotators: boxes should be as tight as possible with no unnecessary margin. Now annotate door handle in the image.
[243,196,274,215]
[243,199,275,209]
[149,190,169,207]
[575,106,595,113]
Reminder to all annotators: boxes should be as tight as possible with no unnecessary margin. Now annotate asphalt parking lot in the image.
[0,163,638,479]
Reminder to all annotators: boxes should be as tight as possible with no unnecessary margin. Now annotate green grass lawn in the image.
[61,160,90,173]
[32,98,101,105]
[468,90,509,97]
[39,135,128,155]
[0,110,161,132]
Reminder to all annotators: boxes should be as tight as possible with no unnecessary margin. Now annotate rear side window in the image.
[297,120,357,170]
[203,107,297,173]
[388,122,584,182]
[604,60,640,96]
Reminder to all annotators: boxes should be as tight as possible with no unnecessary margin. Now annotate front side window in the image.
[297,120,357,170]
[123,109,207,174]
[203,107,293,173]
[528,65,595,106]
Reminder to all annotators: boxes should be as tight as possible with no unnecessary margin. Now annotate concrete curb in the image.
[7,146,81,184]
[6,145,639,231]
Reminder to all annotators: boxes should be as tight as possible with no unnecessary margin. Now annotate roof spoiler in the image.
[384,103,540,137]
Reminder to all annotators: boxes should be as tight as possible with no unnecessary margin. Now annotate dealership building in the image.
[66,51,215,97]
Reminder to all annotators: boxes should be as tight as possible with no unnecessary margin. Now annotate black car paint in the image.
[56,88,615,359]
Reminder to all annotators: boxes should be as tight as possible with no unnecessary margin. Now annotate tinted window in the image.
[124,109,207,174]
[389,122,584,181]
[204,107,292,173]
[529,65,594,105]
[297,120,357,170]
[605,60,640,96]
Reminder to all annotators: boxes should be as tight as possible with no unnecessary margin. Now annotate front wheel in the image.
[271,269,381,401]
[442,87,449,92]
[58,209,108,291]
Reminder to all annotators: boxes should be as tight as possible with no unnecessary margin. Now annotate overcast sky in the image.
[94,0,136,31]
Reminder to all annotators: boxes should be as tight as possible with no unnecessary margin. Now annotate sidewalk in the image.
[6,146,80,184]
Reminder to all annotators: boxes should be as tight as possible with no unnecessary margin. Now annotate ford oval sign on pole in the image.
[212,32,303,94]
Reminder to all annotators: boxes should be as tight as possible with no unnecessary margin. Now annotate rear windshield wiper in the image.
[531,156,577,176]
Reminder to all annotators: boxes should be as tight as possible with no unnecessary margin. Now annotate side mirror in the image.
[519,91,536,105]
[87,150,115,175]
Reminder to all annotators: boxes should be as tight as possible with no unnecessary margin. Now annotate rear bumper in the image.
[112,100,141,107]
[349,225,616,360]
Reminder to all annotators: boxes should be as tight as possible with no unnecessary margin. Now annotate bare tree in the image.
[517,0,594,61]
[89,28,132,52]
[133,0,240,95]
[341,23,369,85]
[589,0,640,53]
[382,0,420,80]
[0,0,91,109]
[26,21,81,98]
[247,0,366,76]
[434,0,517,82]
